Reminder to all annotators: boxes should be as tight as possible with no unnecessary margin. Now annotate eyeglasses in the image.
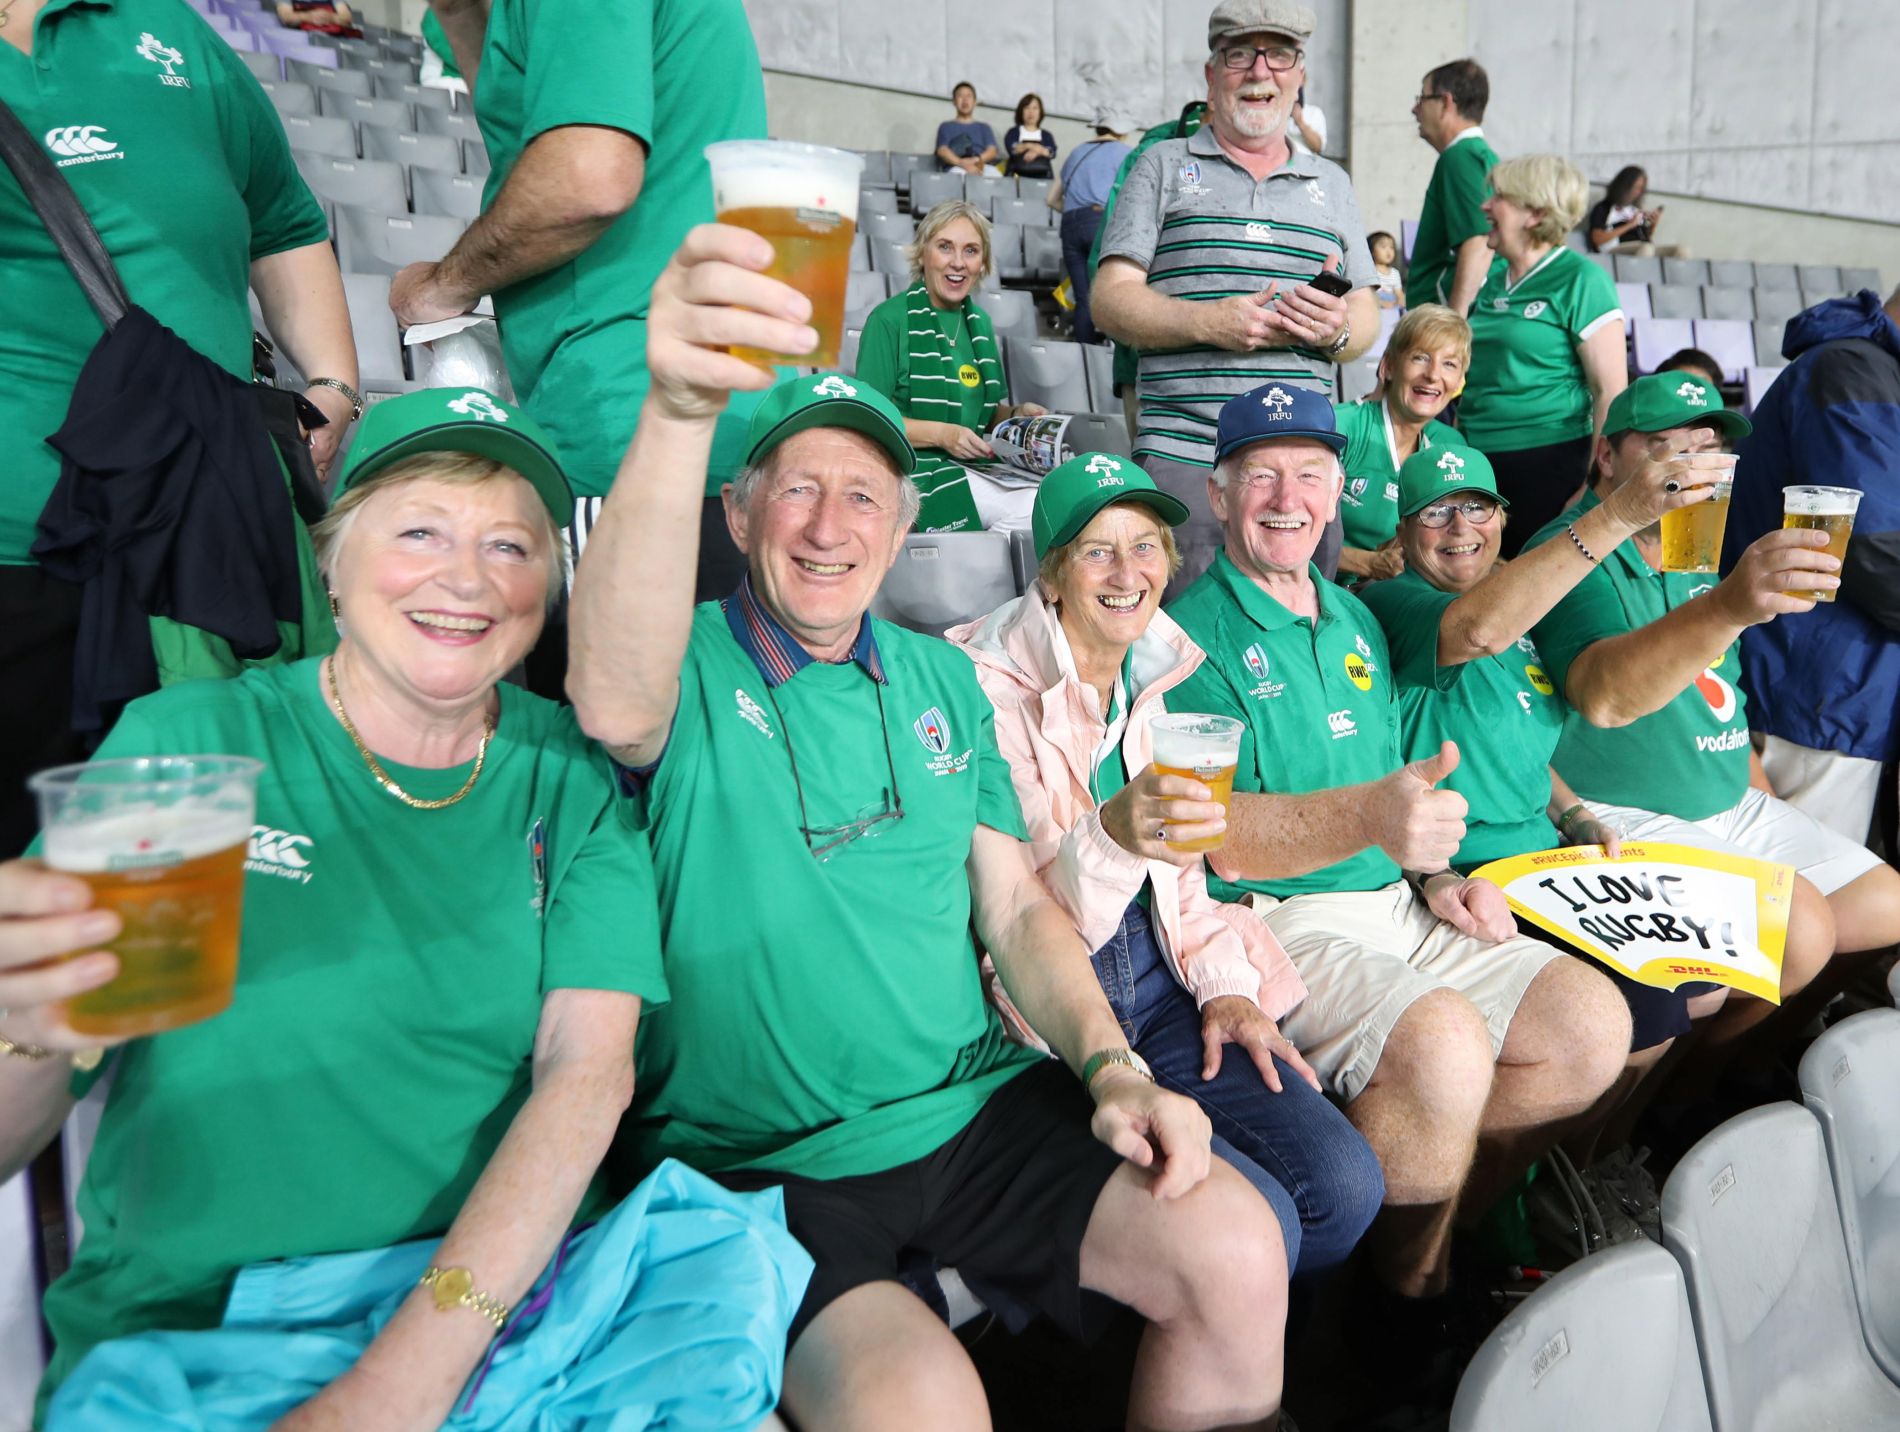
[1413,91,1445,107]
[762,680,905,862]
[1220,44,1302,71]
[1416,498,1499,528]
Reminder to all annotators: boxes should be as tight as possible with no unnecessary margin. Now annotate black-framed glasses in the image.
[1413,91,1445,107]
[1220,44,1302,71]
[762,681,905,862]
[1416,498,1500,529]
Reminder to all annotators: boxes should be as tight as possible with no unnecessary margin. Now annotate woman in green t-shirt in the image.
[854,200,1047,533]
[1456,154,1629,557]
[0,391,798,1425]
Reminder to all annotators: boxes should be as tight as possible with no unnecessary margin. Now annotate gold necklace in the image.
[325,657,493,810]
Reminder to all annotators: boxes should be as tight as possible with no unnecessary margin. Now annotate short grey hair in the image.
[731,443,922,529]
[907,200,994,281]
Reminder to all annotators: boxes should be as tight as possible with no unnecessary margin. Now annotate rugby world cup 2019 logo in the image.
[914,707,950,754]
[1243,642,1285,701]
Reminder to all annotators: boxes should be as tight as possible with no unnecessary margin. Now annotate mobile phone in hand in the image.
[1304,270,1353,298]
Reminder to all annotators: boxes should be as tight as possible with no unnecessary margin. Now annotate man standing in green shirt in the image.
[392,0,767,590]
[569,226,1295,1431]
[1408,58,1497,316]
[1163,382,1629,1395]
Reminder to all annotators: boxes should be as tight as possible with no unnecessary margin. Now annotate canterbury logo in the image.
[44,125,119,158]
[1327,708,1356,737]
[447,391,508,422]
[248,828,312,868]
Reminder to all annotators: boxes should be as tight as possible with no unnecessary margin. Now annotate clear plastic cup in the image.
[31,756,262,1038]
[705,139,864,368]
[1148,714,1244,853]
[1658,453,1738,573]
[1780,485,1862,601]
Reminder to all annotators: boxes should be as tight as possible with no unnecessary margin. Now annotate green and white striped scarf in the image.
[897,282,1007,532]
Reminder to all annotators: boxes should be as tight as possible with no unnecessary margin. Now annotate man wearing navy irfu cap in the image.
[1166,379,1630,1382]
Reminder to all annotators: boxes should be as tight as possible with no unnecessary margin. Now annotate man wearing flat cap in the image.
[1092,0,1382,597]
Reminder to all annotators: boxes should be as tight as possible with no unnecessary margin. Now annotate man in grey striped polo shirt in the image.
[1093,0,1379,594]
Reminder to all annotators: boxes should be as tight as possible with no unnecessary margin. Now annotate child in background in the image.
[1369,231,1406,310]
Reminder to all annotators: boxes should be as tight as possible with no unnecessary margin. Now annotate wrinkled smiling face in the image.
[1384,342,1465,424]
[921,216,986,308]
[1048,503,1173,655]
[1206,30,1302,142]
[1401,495,1503,595]
[1211,437,1341,579]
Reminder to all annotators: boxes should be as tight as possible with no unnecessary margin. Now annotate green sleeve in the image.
[853,298,904,408]
[542,791,670,1003]
[1167,658,1262,794]
[1529,563,1630,702]
[519,0,655,148]
[421,10,461,77]
[971,680,1028,839]
[207,44,329,260]
[1362,578,1461,693]
[1438,145,1495,247]
[636,613,714,822]
[1567,259,1623,339]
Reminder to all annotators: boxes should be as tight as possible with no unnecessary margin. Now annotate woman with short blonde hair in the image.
[1456,153,1629,554]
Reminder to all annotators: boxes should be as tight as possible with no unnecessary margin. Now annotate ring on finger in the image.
[1155,823,1168,842]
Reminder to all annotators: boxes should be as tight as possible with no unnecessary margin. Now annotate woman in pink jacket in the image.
[949,453,1383,1275]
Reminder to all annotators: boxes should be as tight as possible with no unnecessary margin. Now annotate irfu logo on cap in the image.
[1086,454,1125,486]
[1262,386,1294,418]
[1436,450,1466,480]
[813,375,857,398]
[1676,381,1707,407]
[447,392,508,423]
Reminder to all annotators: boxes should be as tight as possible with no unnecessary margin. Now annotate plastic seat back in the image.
[1649,284,1704,320]
[1004,337,1088,411]
[334,208,469,278]
[279,113,359,161]
[906,170,963,215]
[1742,366,1784,414]
[872,531,1017,637]
[964,172,1015,216]
[1616,282,1652,321]
[1691,320,1754,383]
[1708,259,1754,288]
[1700,286,1754,322]
[294,154,408,217]
[1630,318,1696,374]
[983,288,1037,343]
[1752,287,1803,323]
[1614,253,1664,285]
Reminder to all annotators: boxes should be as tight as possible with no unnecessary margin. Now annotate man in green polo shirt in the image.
[394,0,766,589]
[1164,380,1630,1388]
[1408,58,1498,315]
[568,225,1295,1431]
[1526,372,1900,1060]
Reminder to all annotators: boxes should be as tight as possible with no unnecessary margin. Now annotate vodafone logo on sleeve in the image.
[44,125,125,167]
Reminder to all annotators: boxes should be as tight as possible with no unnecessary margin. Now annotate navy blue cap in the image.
[1215,382,1347,462]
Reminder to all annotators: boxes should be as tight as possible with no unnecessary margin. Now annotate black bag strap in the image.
[0,95,130,330]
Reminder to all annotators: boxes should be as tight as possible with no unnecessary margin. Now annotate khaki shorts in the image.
[1583,787,1884,897]
[1258,882,1564,1103]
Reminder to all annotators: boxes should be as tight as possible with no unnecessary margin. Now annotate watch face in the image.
[432,1266,473,1308]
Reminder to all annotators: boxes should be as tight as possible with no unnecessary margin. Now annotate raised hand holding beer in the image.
[0,861,125,1055]
[1601,449,1730,569]
[1713,526,1839,623]
[1101,757,1230,867]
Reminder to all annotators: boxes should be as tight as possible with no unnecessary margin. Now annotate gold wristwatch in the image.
[419,1265,509,1330]
[1082,1046,1155,1089]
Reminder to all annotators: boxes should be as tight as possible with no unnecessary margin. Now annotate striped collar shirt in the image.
[722,575,887,688]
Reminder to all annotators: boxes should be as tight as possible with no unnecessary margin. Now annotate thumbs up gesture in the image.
[1364,740,1469,871]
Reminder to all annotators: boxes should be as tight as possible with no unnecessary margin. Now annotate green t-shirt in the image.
[421,10,461,79]
[1093,106,1204,390]
[476,0,768,498]
[1166,553,1403,899]
[623,603,1040,1182]
[1526,492,1751,820]
[0,0,329,564]
[854,286,1002,533]
[1407,129,1499,310]
[1458,247,1623,453]
[1335,398,1459,553]
[38,661,666,1405]
[1360,569,1568,868]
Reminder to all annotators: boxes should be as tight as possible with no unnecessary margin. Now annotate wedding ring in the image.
[1664,480,1681,493]
[1155,824,1168,842]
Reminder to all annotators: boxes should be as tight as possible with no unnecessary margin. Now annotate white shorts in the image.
[1257,882,1564,1103]
[1758,735,1885,844]
[965,468,1037,535]
[1582,787,1884,897]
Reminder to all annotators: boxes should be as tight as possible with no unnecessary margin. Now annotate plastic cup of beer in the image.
[1658,453,1738,573]
[704,139,863,368]
[1149,714,1244,854]
[30,756,262,1039]
[1781,485,1862,601]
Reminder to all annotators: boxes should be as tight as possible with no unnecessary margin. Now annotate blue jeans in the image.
[1089,902,1385,1275]
[1059,206,1105,345]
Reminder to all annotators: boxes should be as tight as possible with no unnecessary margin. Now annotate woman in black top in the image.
[1005,93,1057,178]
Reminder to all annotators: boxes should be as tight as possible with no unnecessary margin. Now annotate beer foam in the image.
[710,163,862,220]
[1152,724,1242,770]
[1784,489,1859,515]
[44,802,252,873]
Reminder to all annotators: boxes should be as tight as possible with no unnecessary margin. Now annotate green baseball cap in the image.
[1603,373,1752,442]
[1397,441,1509,518]
[743,371,915,475]
[334,386,574,525]
[1031,451,1191,558]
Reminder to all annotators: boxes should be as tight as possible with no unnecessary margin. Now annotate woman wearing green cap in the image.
[949,451,1386,1278]
[0,388,804,1427]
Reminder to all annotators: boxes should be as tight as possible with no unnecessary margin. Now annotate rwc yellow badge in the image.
[1525,663,1554,695]
[1469,842,1794,1003]
[958,363,981,388]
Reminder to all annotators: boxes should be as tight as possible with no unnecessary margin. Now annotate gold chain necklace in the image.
[325,657,493,810]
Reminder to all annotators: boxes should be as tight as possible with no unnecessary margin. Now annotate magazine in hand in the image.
[970,413,1078,488]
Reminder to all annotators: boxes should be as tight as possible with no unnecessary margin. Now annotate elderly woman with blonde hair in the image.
[1456,153,1629,554]
[0,388,806,1429]
[854,199,1049,533]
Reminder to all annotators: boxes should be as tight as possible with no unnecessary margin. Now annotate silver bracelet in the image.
[1565,523,1599,565]
[306,377,363,422]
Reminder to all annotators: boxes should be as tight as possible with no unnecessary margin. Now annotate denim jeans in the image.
[1089,901,1385,1275]
[1059,206,1104,345]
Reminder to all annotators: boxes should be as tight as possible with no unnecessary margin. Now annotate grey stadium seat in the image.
[1023,227,1063,283]
[237,49,281,82]
[906,169,963,216]
[1708,258,1755,288]
[381,80,456,114]
[1800,276,1845,309]
[361,126,463,177]
[992,195,1044,230]
[1797,263,1842,294]
[1662,1104,1900,1432]
[1583,252,1613,276]
[847,231,871,272]
[333,208,469,278]
[1743,366,1785,413]
[317,91,413,132]
[844,271,889,329]
[339,273,408,390]
[1752,286,1805,323]
[1662,257,1711,288]
[1798,1009,1900,1382]
[462,142,491,178]
[869,237,911,279]
[854,150,893,186]
[410,168,486,222]
[1063,412,1134,458]
[1616,281,1652,321]
[888,151,935,189]
[983,287,1037,342]
[294,155,408,216]
[871,531,1018,637]
[1017,177,1054,209]
[259,80,317,117]
[416,107,482,144]
[840,325,862,375]
[1752,262,1799,289]
[1083,342,1116,413]
[348,55,420,87]
[1700,285,1754,321]
[1004,337,1088,411]
[1648,284,1704,320]
[989,221,1025,282]
[1450,1242,1711,1432]
[964,172,1014,216]
[859,187,900,218]
[1753,319,1787,366]
[859,210,913,245]
[1631,318,1695,375]
[1843,265,1884,293]
[1691,319,1753,383]
[1613,253,1663,285]
[287,60,371,95]
[278,114,359,161]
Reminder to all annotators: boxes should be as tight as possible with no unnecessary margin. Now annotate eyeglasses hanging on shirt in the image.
[761,681,906,862]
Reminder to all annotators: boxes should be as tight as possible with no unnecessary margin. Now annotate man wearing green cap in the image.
[570,226,1294,1431]
[1526,372,1900,1071]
